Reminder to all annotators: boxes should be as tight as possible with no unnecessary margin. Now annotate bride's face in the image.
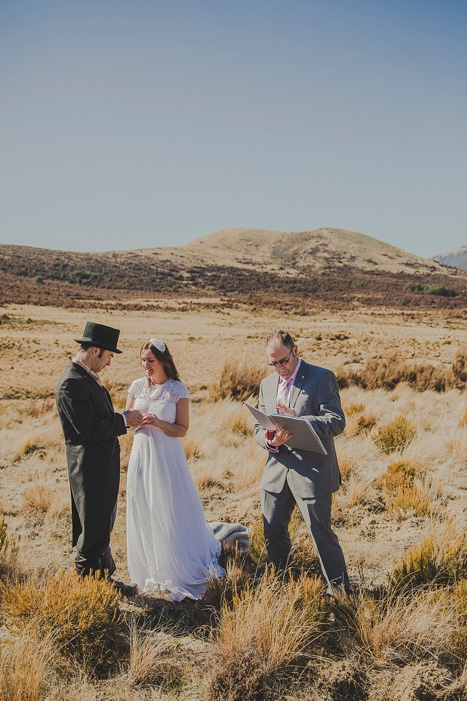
[141,348,166,383]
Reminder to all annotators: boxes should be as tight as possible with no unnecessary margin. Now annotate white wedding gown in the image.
[126,377,225,601]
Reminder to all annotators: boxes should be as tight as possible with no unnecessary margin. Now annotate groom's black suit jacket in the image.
[56,361,127,556]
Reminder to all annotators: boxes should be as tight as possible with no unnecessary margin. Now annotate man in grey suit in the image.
[56,322,142,595]
[254,329,350,594]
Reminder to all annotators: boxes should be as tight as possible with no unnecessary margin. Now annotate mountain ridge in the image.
[0,227,465,309]
[432,243,467,271]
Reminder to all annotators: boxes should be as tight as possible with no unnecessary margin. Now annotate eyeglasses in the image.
[268,349,293,367]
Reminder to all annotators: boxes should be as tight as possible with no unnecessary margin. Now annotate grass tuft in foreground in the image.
[207,567,328,700]
[0,569,124,671]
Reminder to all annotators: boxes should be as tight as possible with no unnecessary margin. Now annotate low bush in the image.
[338,347,465,392]
[391,530,467,592]
[208,569,327,700]
[404,282,458,297]
[334,587,456,666]
[208,360,264,402]
[373,417,416,454]
[0,515,19,582]
[0,570,124,670]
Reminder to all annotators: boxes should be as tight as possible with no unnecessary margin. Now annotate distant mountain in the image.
[0,227,466,309]
[431,244,467,271]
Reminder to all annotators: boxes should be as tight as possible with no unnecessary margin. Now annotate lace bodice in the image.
[128,377,190,425]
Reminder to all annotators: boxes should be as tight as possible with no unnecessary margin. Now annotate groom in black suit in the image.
[56,322,142,595]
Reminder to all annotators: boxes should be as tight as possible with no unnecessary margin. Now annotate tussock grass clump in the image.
[0,570,124,668]
[334,587,456,667]
[30,397,55,418]
[14,437,46,462]
[22,483,52,515]
[338,348,466,392]
[0,515,19,581]
[373,417,416,454]
[378,460,430,520]
[391,528,467,592]
[248,518,268,565]
[0,625,53,701]
[387,484,430,520]
[208,360,263,402]
[128,620,186,690]
[208,569,327,700]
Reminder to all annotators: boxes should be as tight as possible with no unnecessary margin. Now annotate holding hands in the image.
[123,409,143,427]
[141,413,164,428]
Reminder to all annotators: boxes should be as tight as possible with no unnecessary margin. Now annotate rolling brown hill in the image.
[0,227,466,310]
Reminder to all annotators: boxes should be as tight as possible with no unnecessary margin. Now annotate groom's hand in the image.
[123,409,143,427]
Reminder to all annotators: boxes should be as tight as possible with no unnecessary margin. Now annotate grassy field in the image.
[0,299,466,700]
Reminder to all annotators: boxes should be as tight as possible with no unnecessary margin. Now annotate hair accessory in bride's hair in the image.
[149,338,166,353]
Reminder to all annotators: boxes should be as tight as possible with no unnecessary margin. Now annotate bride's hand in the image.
[142,413,163,428]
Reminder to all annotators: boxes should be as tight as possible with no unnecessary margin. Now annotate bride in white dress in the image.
[125,338,225,601]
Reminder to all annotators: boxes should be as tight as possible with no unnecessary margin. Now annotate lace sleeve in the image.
[128,377,146,398]
[171,381,190,402]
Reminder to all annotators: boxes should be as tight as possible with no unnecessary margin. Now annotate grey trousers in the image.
[261,481,350,594]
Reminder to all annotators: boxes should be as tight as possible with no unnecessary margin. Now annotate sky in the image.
[1,0,466,258]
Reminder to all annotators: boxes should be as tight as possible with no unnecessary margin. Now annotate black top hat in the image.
[75,322,122,354]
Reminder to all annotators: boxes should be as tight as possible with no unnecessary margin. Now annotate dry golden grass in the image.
[208,568,327,700]
[334,587,457,667]
[0,626,53,701]
[372,416,417,454]
[391,523,467,592]
[22,482,53,515]
[128,621,186,691]
[0,302,466,698]
[208,360,264,402]
[0,570,124,668]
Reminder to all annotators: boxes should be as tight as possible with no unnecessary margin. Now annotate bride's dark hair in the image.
[140,341,180,381]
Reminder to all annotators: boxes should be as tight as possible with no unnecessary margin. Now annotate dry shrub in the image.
[334,588,456,666]
[183,435,204,462]
[119,431,134,471]
[391,527,467,592]
[344,402,366,416]
[30,397,55,418]
[459,407,467,428]
[0,515,19,581]
[345,411,376,438]
[378,460,430,520]
[208,360,263,402]
[13,436,46,462]
[337,455,355,481]
[387,483,430,520]
[0,569,124,668]
[0,625,53,701]
[448,579,467,668]
[452,344,467,384]
[128,620,185,690]
[373,417,416,454]
[248,517,268,565]
[208,569,327,700]
[231,408,250,437]
[340,349,466,392]
[22,483,52,515]
[345,474,374,508]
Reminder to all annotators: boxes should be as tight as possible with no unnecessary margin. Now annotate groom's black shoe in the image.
[109,579,137,597]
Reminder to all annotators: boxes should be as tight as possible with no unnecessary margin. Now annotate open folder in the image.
[244,402,327,454]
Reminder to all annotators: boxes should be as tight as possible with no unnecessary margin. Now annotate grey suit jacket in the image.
[56,361,127,548]
[254,360,345,499]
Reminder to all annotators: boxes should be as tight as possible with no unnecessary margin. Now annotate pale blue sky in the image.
[1,0,466,257]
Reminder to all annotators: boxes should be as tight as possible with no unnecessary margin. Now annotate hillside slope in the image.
[0,228,465,309]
